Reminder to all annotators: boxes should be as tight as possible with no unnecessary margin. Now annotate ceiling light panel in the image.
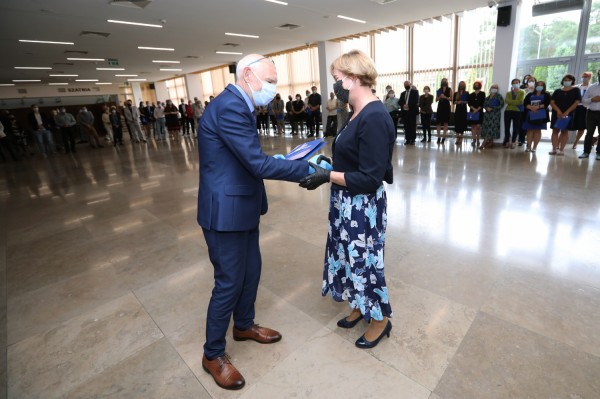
[265,0,288,5]
[225,32,259,38]
[67,58,105,61]
[337,15,367,23]
[160,68,182,71]
[107,19,163,28]
[152,60,180,63]
[75,79,99,82]
[49,74,78,77]
[13,80,41,82]
[216,51,242,55]
[138,46,174,51]
[14,67,52,70]
[115,74,138,77]
[96,68,125,71]
[19,39,74,45]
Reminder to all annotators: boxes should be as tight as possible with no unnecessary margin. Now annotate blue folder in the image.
[285,138,327,160]
[554,116,571,130]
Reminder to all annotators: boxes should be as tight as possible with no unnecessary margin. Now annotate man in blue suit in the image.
[197,54,311,390]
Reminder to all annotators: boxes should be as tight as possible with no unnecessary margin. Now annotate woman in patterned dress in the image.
[480,83,505,150]
[299,50,396,349]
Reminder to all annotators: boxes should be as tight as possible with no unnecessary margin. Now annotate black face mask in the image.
[333,79,350,104]
[404,85,411,90]
[473,86,481,91]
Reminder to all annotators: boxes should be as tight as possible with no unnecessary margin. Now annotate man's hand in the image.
[299,162,330,190]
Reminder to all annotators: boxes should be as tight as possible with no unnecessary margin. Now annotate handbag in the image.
[467,112,480,121]
[528,109,547,121]
[554,115,571,130]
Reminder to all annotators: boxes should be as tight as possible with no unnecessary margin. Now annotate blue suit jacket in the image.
[197,84,307,232]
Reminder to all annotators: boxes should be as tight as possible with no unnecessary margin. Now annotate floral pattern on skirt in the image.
[322,185,392,322]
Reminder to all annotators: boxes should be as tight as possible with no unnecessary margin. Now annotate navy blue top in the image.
[332,100,395,195]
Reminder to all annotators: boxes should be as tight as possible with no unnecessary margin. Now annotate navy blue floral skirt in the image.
[322,185,392,321]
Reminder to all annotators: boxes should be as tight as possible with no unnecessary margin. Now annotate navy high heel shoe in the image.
[355,320,392,349]
[336,314,364,329]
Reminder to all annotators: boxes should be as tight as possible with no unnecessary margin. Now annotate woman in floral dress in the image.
[299,50,396,349]
[480,83,505,150]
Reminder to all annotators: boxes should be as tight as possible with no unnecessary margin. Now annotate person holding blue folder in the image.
[522,81,551,153]
[453,81,469,146]
[480,83,505,150]
[299,50,396,350]
[196,54,316,390]
[549,74,581,156]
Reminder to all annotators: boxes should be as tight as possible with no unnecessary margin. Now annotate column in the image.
[491,0,522,141]
[317,41,342,129]
[130,82,143,105]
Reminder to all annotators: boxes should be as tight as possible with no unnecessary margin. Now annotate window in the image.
[118,85,133,104]
[340,36,371,56]
[374,29,408,96]
[165,77,187,102]
[413,19,454,73]
[270,47,319,99]
[586,0,600,54]
[518,0,582,61]
[457,7,497,89]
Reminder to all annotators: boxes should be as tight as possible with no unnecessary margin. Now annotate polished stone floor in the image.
[1,132,599,399]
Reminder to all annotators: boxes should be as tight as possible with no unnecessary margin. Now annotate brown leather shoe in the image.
[202,354,245,390]
[232,324,282,344]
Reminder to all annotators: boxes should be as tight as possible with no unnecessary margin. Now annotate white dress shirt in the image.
[582,82,600,111]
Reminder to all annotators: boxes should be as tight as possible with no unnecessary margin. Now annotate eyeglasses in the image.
[246,57,274,67]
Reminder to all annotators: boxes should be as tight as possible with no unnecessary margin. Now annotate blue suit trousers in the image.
[202,227,261,359]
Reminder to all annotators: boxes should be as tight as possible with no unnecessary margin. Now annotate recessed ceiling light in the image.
[128,78,147,81]
[49,74,79,77]
[265,0,288,5]
[75,79,99,82]
[160,68,182,71]
[12,80,41,82]
[337,15,366,23]
[67,58,105,61]
[225,32,260,39]
[14,66,52,70]
[138,46,174,51]
[19,39,74,45]
[96,68,125,71]
[49,83,69,85]
[0,83,16,86]
[107,19,163,28]
[96,82,113,85]
[215,51,243,55]
[152,60,180,63]
[115,74,138,77]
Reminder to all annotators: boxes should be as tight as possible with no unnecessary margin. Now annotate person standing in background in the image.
[271,94,285,135]
[480,83,504,150]
[436,78,452,144]
[572,72,592,149]
[453,81,468,146]
[55,107,77,154]
[153,102,167,141]
[399,80,419,145]
[101,106,114,144]
[468,81,485,148]
[578,69,600,160]
[523,81,551,153]
[325,92,338,137]
[503,78,525,149]
[123,100,147,143]
[419,86,434,143]
[192,98,204,137]
[307,86,322,137]
[28,104,57,156]
[164,100,180,141]
[109,106,124,146]
[549,74,581,156]
[77,106,103,148]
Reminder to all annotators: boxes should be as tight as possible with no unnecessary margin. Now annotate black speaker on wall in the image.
[228,64,236,74]
[497,5,512,27]
[149,83,155,90]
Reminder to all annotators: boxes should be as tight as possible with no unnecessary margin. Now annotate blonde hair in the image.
[330,50,377,87]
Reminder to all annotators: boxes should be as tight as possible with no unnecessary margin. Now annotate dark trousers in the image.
[202,227,261,359]
[583,110,600,154]
[421,113,432,139]
[60,126,77,153]
[504,110,521,143]
[113,126,123,144]
[183,117,194,134]
[389,111,400,131]
[402,110,418,142]
[519,111,527,143]
[325,115,337,137]
[0,137,18,161]
[309,111,321,135]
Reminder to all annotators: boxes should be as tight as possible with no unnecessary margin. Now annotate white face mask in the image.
[528,81,535,88]
[248,69,276,106]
